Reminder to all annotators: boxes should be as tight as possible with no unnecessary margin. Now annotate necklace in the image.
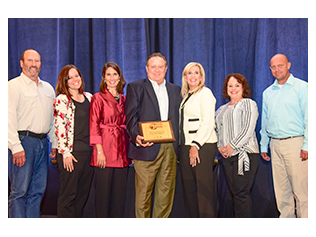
[188,86,202,94]
[109,89,119,99]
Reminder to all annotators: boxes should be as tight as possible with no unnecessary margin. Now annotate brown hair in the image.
[222,73,251,99]
[99,62,126,94]
[55,65,85,98]
[145,52,168,67]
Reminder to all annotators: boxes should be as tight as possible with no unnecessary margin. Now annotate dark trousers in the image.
[56,150,93,218]
[180,143,217,218]
[94,166,129,218]
[222,153,259,218]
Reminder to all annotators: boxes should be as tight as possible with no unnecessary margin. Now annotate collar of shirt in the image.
[272,73,294,89]
[21,72,42,86]
[148,77,166,89]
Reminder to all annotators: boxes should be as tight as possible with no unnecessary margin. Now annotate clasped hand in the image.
[218,144,234,159]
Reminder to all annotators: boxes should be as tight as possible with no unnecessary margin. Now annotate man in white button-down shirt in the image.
[125,53,182,218]
[8,49,57,218]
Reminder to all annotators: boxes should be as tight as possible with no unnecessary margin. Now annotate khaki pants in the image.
[270,136,308,218]
[133,143,177,218]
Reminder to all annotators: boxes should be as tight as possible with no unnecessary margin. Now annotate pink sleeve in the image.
[89,94,103,145]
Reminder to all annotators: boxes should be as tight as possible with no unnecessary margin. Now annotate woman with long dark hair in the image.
[53,65,93,218]
[90,62,131,217]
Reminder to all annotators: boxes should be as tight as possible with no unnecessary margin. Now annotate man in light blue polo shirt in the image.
[260,54,308,218]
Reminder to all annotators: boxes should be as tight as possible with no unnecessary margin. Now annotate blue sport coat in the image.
[125,78,182,161]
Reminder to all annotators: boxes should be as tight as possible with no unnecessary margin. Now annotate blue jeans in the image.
[8,134,48,218]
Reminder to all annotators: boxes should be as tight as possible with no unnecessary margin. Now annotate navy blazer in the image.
[125,78,182,161]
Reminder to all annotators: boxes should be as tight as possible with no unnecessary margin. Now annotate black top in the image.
[72,95,92,152]
[179,92,193,145]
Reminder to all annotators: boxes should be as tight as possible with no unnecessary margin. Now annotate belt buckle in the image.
[39,133,46,139]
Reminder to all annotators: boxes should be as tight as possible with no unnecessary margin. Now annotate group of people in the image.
[8,49,308,218]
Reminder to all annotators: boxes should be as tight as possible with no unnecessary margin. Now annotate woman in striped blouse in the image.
[215,73,259,218]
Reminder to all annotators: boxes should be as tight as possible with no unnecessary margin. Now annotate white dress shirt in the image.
[8,73,57,154]
[148,78,169,121]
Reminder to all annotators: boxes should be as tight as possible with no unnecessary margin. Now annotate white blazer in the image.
[180,86,218,148]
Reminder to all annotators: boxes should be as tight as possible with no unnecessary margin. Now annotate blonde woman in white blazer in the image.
[179,62,218,218]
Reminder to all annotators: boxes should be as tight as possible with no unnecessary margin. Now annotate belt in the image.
[271,135,303,141]
[18,130,47,139]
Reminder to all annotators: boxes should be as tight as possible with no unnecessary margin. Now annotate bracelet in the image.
[97,151,102,155]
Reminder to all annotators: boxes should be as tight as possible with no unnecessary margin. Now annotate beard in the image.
[25,66,41,78]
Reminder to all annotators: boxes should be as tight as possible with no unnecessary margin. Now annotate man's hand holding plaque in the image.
[136,135,154,147]
[138,120,176,146]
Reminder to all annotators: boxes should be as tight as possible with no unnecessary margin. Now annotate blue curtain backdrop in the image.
[8,18,148,94]
[8,18,308,107]
[8,18,308,217]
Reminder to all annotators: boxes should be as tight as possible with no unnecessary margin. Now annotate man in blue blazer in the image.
[125,52,181,218]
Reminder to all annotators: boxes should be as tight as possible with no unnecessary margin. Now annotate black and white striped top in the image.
[215,98,259,175]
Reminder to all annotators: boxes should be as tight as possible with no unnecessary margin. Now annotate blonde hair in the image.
[181,62,205,97]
